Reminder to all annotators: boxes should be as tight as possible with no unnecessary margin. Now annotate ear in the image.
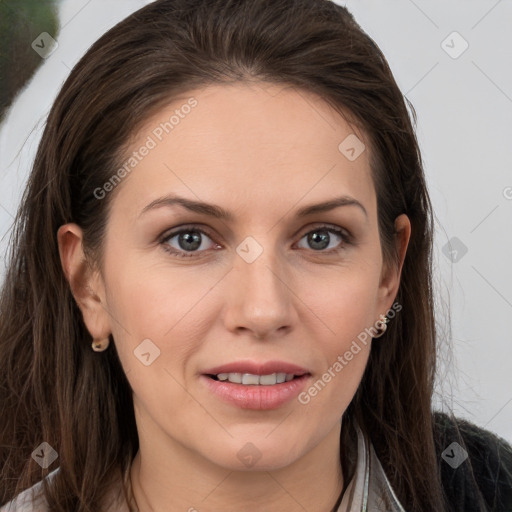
[57,223,111,340]
[376,213,411,313]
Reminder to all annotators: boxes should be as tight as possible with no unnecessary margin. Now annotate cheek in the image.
[104,248,201,331]
[296,269,377,403]
[103,254,217,374]
[300,263,381,335]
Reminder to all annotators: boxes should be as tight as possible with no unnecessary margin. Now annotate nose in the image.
[222,247,298,340]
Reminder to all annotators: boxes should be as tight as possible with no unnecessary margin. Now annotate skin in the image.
[58,82,411,512]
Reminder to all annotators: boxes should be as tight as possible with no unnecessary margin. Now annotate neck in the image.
[128,422,344,512]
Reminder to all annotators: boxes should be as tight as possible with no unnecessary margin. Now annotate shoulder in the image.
[0,468,59,512]
[0,467,130,512]
[432,411,512,512]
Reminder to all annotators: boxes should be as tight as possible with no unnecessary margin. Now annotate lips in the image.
[200,360,312,409]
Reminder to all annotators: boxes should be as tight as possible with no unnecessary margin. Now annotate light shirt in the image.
[337,424,407,511]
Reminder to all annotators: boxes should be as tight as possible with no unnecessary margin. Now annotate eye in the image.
[295,225,349,253]
[160,226,220,259]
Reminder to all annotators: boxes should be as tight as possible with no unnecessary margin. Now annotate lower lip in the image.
[201,374,310,410]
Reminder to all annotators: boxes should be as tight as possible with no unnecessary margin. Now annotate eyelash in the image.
[159,224,352,259]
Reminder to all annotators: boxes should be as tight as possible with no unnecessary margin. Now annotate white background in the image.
[1,0,511,443]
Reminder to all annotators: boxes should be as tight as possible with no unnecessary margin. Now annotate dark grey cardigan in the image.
[433,411,512,511]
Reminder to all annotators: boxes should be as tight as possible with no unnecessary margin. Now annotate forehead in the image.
[112,82,375,220]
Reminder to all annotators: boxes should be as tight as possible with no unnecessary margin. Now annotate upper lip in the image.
[203,360,310,376]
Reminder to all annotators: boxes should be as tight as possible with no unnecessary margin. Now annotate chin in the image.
[201,439,305,473]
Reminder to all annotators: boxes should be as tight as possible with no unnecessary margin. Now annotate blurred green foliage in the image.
[0,0,59,122]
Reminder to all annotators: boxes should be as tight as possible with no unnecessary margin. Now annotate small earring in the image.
[373,314,388,339]
[92,337,110,352]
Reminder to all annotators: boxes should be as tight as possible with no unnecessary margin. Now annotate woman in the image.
[1,0,511,511]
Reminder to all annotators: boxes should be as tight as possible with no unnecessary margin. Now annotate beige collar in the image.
[337,424,407,512]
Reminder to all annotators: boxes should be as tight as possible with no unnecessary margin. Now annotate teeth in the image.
[215,372,297,385]
[224,372,242,383]
[242,373,260,385]
[258,373,276,385]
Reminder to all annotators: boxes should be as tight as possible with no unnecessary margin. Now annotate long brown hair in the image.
[0,0,447,509]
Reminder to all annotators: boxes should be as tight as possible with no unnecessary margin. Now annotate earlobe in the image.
[57,223,111,340]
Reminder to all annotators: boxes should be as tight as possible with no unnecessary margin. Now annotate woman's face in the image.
[65,82,410,471]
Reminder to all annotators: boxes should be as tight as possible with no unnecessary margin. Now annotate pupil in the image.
[308,230,329,250]
[179,231,201,251]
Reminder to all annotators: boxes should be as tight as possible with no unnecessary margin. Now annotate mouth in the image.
[200,360,312,409]
[205,372,305,385]
[201,372,311,410]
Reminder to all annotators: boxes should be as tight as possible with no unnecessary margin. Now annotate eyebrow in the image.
[139,194,368,220]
